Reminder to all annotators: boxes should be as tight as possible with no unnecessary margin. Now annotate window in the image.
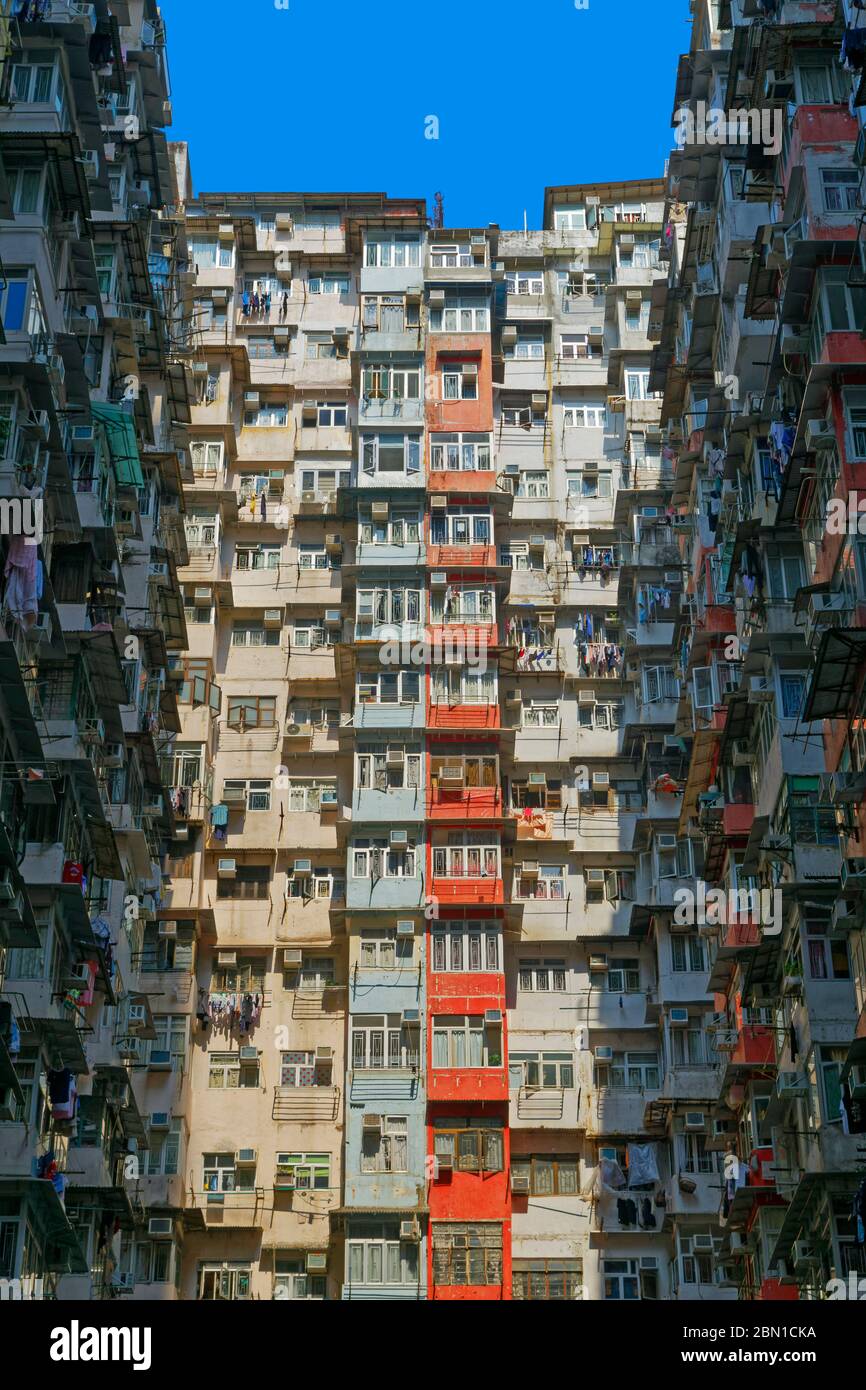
[346,1222,419,1286]
[359,929,414,968]
[671,1024,718,1068]
[431,665,496,704]
[594,1051,660,1089]
[362,294,419,332]
[618,234,660,269]
[365,236,421,267]
[216,866,271,900]
[429,295,489,333]
[360,1118,409,1173]
[222,779,271,811]
[273,1257,326,1301]
[359,508,421,546]
[429,432,491,471]
[189,238,234,270]
[356,668,420,704]
[122,1239,174,1286]
[190,441,224,477]
[431,511,491,546]
[305,332,347,360]
[819,1045,848,1125]
[625,300,649,332]
[516,864,565,900]
[604,958,641,991]
[226,696,276,729]
[275,1152,330,1188]
[244,403,288,427]
[516,470,550,498]
[563,405,607,428]
[671,935,707,973]
[431,922,500,973]
[430,586,495,625]
[567,470,612,498]
[352,838,417,878]
[208,1052,260,1089]
[432,1015,503,1068]
[603,1259,641,1301]
[312,400,348,426]
[279,1050,332,1087]
[285,779,337,812]
[230,623,279,647]
[821,169,860,212]
[356,585,422,633]
[198,1264,251,1300]
[8,163,44,216]
[432,1223,503,1287]
[643,666,679,703]
[578,700,623,731]
[806,914,850,981]
[202,1153,254,1193]
[433,1118,504,1171]
[145,1120,182,1177]
[351,1015,418,1070]
[779,672,806,719]
[285,869,344,902]
[298,467,350,496]
[553,207,587,230]
[678,1233,716,1286]
[432,833,500,879]
[510,1157,579,1195]
[513,1259,583,1300]
[676,1133,714,1174]
[360,432,421,475]
[509,1053,574,1088]
[506,269,545,295]
[307,272,349,296]
[441,363,478,400]
[518,959,567,992]
[362,364,421,402]
[356,746,421,791]
[293,619,334,649]
[625,370,653,401]
[298,544,338,570]
[522,700,559,728]
[505,333,545,360]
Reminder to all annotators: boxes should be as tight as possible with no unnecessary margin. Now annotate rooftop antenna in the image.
[433,191,444,229]
[524,209,528,234]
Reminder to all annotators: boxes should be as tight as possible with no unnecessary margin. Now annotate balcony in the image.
[426,544,497,569]
[428,1065,508,1102]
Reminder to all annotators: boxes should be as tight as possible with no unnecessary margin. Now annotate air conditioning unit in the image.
[670,1008,690,1028]
[236,1148,257,1165]
[324,610,342,628]
[804,418,836,452]
[765,69,795,101]
[511,1171,531,1194]
[402,1009,421,1026]
[776,1071,809,1101]
[263,609,282,628]
[306,1253,327,1273]
[386,748,405,768]
[148,1050,172,1069]
[371,501,389,521]
[127,1003,147,1030]
[362,1114,382,1132]
[684,1111,706,1131]
[521,861,539,877]
[148,1217,173,1239]
[150,1112,170,1130]
[431,572,447,587]
[592,773,610,788]
[589,954,608,971]
[400,1220,420,1241]
[594,1046,614,1061]
[529,535,545,550]
[276,213,293,230]
[793,1241,819,1268]
[217,858,237,878]
[158,921,177,938]
[315,1046,333,1062]
[436,1151,453,1171]
[484,1009,502,1025]
[244,391,260,407]
[396,920,415,936]
[103,741,125,770]
[81,149,100,179]
[780,325,808,356]
[293,858,312,875]
[850,1063,866,1100]
[842,857,866,887]
[506,689,522,705]
[221,785,247,805]
[430,495,448,510]
[325,533,342,553]
[440,766,464,786]
[732,739,753,766]
[390,829,408,847]
[112,1272,135,1293]
[283,949,303,967]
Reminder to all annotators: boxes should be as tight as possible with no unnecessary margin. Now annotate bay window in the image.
[432,833,500,879]
[361,1117,409,1172]
[362,364,421,401]
[595,1051,660,1089]
[359,508,421,545]
[351,1015,418,1069]
[430,665,496,704]
[429,432,491,470]
[506,268,545,295]
[346,1223,419,1286]
[356,669,420,704]
[433,1119,504,1172]
[432,1015,503,1068]
[430,510,491,545]
[356,586,422,634]
[361,432,421,475]
[365,236,421,267]
[517,959,567,991]
[352,837,417,878]
[429,295,489,332]
[563,405,607,428]
[430,585,495,624]
[430,921,500,972]
[432,1223,502,1287]
[509,1052,574,1088]
[516,864,565,899]
[356,745,421,790]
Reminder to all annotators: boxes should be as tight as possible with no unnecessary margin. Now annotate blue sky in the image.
[161,0,688,227]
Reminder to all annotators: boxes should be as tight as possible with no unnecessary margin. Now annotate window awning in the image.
[91,401,145,491]
[803,627,866,723]
[19,1015,89,1074]
[0,1178,88,1274]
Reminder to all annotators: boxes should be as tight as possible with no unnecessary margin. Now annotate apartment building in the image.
[2,0,866,1307]
[0,0,190,1297]
[650,0,866,1300]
